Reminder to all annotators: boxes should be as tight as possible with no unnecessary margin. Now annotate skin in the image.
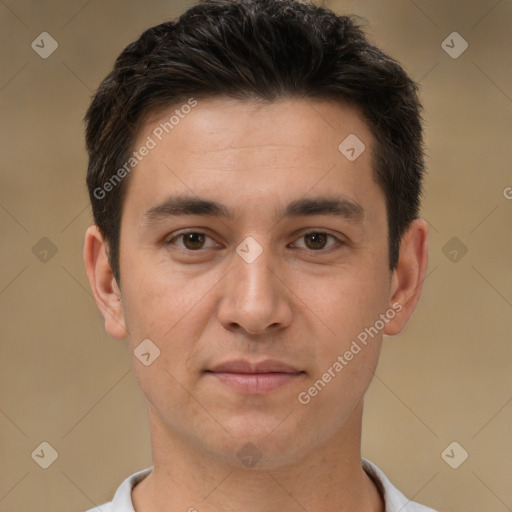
[84,97,428,512]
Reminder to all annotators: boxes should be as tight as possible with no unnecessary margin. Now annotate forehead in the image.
[123,97,380,221]
[139,96,372,162]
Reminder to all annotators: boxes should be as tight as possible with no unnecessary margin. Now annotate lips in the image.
[205,359,305,394]
[208,359,302,374]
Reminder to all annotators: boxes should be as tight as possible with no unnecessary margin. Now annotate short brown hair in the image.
[85,0,425,283]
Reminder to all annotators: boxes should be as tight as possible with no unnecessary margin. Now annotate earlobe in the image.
[384,219,429,336]
[83,225,127,339]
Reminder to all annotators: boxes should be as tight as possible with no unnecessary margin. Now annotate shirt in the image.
[85,459,437,512]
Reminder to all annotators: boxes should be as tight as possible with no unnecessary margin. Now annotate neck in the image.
[132,401,383,512]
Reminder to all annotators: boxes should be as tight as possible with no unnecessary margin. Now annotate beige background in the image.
[1,0,511,511]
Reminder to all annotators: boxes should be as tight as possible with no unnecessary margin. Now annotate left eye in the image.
[292,232,339,251]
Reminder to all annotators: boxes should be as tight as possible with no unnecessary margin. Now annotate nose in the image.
[216,245,293,336]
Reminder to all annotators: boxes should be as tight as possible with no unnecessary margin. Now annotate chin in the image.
[211,418,311,470]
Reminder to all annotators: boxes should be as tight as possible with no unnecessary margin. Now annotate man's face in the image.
[112,98,399,467]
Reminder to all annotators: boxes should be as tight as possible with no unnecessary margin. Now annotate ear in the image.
[83,225,127,339]
[384,218,429,336]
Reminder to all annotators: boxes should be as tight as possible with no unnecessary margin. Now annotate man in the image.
[83,0,434,510]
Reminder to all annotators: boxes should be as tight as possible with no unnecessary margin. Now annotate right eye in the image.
[166,231,220,251]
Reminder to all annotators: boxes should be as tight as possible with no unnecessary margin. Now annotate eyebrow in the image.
[141,194,364,224]
[285,197,364,220]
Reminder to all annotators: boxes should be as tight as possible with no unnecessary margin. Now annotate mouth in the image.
[205,359,306,394]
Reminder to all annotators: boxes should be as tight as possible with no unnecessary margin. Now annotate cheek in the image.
[297,261,390,391]
[296,274,386,422]
[119,256,225,398]
[297,261,389,335]
[121,266,213,403]
[120,247,216,337]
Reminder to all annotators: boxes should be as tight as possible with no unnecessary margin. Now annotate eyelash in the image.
[165,230,344,252]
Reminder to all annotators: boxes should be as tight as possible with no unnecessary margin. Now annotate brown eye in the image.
[292,232,340,251]
[304,232,328,250]
[181,232,206,250]
[166,232,216,250]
